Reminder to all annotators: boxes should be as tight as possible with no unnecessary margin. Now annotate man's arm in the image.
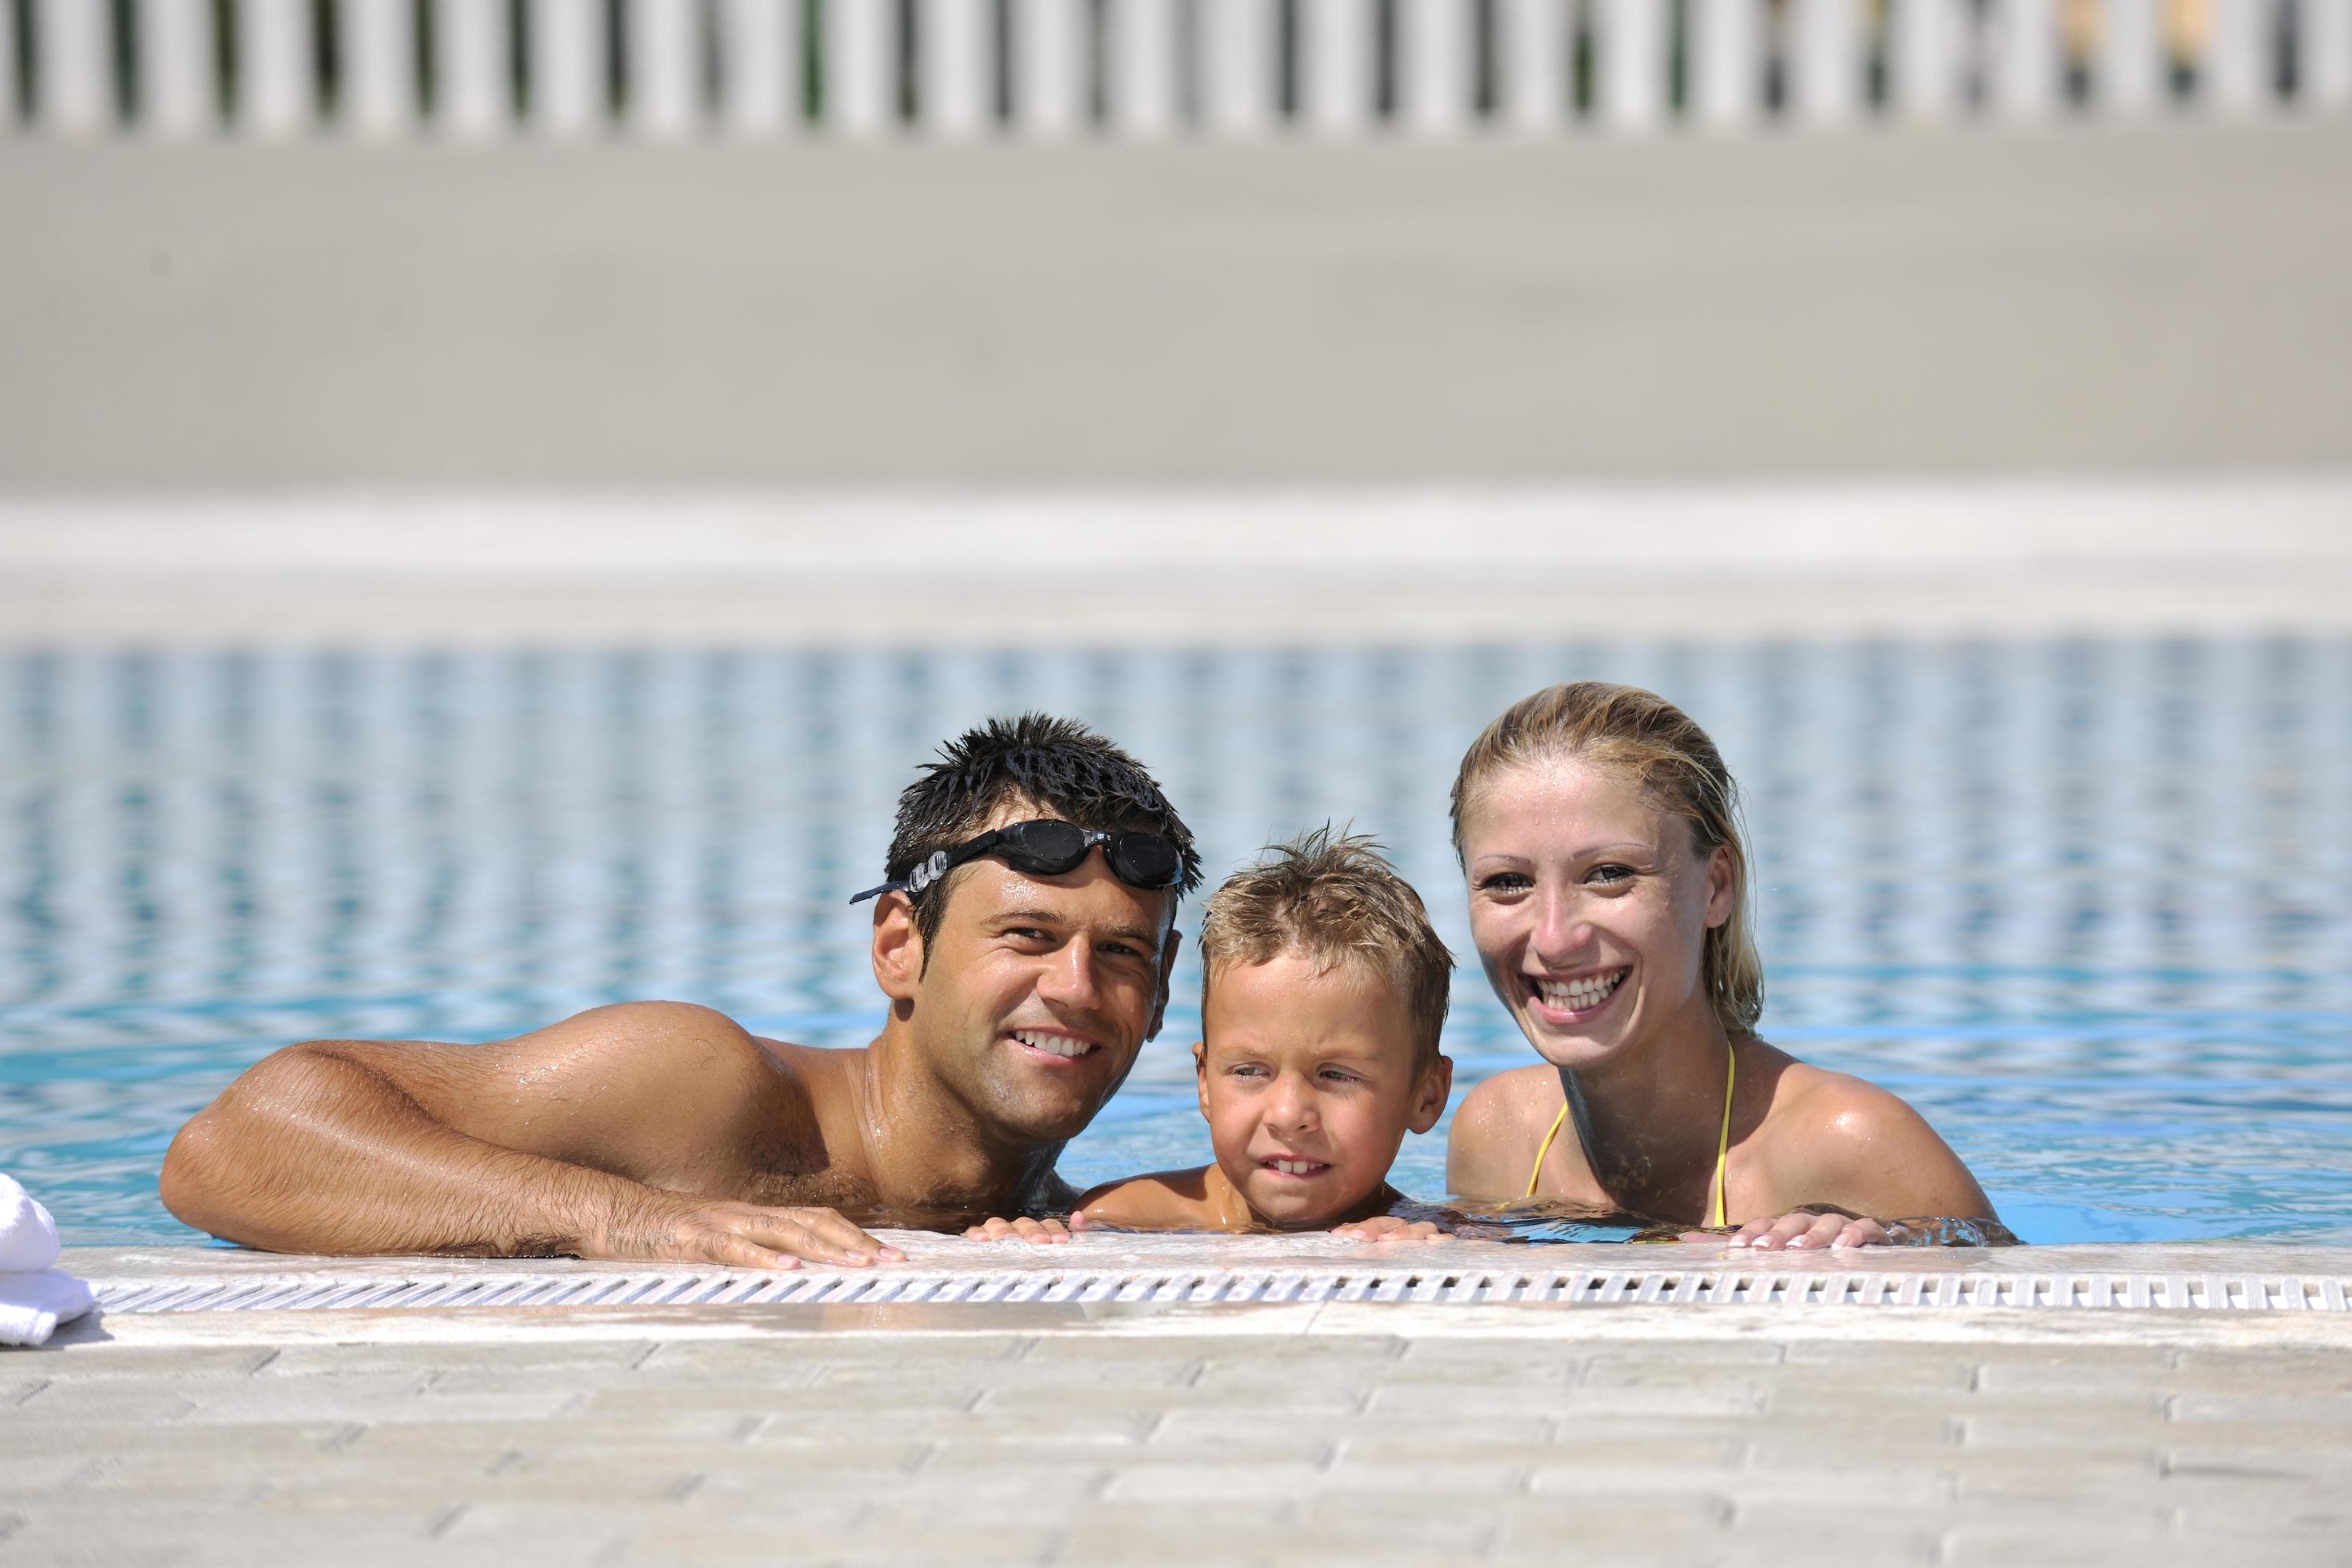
[159,1002,898,1267]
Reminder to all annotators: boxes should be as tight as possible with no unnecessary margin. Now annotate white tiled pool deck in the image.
[10,1237,2351,1566]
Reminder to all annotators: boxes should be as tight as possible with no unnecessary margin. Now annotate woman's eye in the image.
[1587,863,1636,886]
[1477,872,1533,894]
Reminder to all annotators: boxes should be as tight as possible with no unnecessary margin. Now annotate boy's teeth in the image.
[1268,1159,1322,1176]
[1537,969,1628,1009]
[1013,1030,1094,1058]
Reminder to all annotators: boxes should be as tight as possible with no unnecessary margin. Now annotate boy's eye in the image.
[1318,1068,1362,1086]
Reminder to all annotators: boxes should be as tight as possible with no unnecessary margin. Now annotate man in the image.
[159,714,1202,1269]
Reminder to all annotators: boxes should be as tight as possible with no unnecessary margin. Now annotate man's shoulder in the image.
[527,1002,814,1101]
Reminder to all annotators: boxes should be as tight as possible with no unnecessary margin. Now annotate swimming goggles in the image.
[848,819,1186,904]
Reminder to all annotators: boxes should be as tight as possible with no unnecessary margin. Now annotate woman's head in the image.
[1450,683,1762,1065]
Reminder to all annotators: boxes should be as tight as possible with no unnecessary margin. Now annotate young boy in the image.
[968,826,1454,1238]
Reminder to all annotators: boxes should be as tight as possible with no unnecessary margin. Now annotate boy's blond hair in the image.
[1198,826,1453,1074]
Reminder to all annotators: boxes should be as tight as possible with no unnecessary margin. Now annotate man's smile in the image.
[1008,1028,1102,1062]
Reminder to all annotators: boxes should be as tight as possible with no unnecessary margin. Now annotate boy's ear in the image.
[870,894,924,1008]
[1406,1054,1454,1136]
[1193,1041,1210,1115]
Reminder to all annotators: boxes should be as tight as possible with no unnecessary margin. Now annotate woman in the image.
[1442,682,1997,1248]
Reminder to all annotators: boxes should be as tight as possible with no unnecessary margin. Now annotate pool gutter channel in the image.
[86,1262,2352,1317]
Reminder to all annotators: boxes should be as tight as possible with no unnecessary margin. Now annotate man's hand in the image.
[962,1213,1089,1246]
[1330,1215,1454,1243]
[1686,1210,1895,1250]
[596,1199,906,1270]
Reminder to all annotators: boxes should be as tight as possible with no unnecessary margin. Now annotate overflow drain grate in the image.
[91,1266,2352,1315]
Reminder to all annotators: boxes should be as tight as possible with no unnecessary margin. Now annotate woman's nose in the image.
[1531,886,1594,965]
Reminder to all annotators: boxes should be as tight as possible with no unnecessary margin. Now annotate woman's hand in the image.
[1330,1215,1454,1243]
[1688,1209,1896,1250]
[962,1212,1090,1246]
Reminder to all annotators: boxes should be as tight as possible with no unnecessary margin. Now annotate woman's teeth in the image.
[1536,969,1629,1010]
[1012,1030,1095,1058]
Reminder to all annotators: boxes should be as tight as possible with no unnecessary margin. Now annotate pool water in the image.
[4,641,2348,1247]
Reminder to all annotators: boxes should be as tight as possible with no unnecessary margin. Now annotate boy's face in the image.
[1195,951,1450,1230]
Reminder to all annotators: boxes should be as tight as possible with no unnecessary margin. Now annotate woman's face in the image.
[1459,758,1736,1072]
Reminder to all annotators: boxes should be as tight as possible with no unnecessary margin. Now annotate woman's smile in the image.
[1526,965,1632,1025]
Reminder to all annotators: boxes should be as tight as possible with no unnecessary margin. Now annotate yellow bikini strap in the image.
[1524,1102,1570,1200]
[1709,1040,1736,1230]
[1525,1040,1735,1226]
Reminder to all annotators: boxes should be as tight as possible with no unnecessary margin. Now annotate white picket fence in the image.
[2,1,2346,142]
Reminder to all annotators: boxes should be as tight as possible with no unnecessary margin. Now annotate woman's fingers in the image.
[1725,1210,1898,1250]
[962,1216,1076,1245]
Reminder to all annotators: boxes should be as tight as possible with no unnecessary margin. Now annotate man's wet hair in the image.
[884,714,1202,951]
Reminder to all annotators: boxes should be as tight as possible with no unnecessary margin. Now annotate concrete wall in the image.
[3,124,2350,486]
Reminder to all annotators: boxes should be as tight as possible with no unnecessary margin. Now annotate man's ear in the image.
[871,894,924,1005]
[1144,927,1184,1042]
[1407,1054,1454,1136]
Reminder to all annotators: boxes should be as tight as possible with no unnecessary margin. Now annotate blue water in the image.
[3,641,2348,1247]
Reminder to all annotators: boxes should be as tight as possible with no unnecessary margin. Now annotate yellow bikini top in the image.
[1524,1040,1736,1229]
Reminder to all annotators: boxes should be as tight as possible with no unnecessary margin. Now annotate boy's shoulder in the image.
[1076,1166,1220,1229]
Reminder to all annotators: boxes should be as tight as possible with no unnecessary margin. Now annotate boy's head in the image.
[1193,827,1454,1229]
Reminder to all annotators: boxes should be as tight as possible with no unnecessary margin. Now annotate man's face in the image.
[899,809,1181,1146]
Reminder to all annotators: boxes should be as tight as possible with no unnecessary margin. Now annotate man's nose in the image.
[1037,939,1102,1010]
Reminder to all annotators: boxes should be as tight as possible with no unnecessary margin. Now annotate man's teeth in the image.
[1013,1030,1094,1058]
[1267,1159,1323,1176]
[1537,969,1629,1010]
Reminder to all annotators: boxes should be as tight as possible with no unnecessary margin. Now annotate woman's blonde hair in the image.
[1449,682,1764,1035]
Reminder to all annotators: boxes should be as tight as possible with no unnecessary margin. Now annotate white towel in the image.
[0,1174,60,1274]
[0,1270,94,1347]
[0,1175,93,1346]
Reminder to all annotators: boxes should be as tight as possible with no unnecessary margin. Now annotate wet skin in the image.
[1444,759,1995,1247]
[160,797,1182,1268]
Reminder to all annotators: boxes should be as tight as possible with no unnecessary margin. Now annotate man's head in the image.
[1193,827,1454,1229]
[868,715,1202,1147]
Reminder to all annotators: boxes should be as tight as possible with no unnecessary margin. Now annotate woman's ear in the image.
[1408,1055,1455,1135]
[870,894,924,1005]
[1702,843,1738,930]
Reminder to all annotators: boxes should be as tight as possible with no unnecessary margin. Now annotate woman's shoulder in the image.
[1446,1066,1562,1195]
[1748,1049,1990,1218]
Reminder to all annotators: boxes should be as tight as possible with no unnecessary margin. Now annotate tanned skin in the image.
[159,798,1182,1268]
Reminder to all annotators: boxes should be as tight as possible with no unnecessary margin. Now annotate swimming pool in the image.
[4,639,2347,1247]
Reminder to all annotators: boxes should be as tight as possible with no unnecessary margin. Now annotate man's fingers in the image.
[702,1234,804,1272]
[789,1209,903,1262]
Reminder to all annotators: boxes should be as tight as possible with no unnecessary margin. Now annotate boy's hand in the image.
[962,1213,1090,1246]
[1687,1210,1895,1250]
[1330,1215,1454,1243]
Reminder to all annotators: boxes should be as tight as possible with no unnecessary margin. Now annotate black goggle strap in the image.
[846,833,1000,906]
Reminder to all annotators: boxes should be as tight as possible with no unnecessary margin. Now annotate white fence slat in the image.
[1498,0,1570,134]
[1107,0,1178,137]
[1988,0,2058,119]
[826,0,895,135]
[1790,0,1862,126]
[1302,0,1374,137]
[719,0,797,135]
[1691,0,1762,130]
[239,0,316,138]
[2098,0,2161,112]
[627,0,701,139]
[1890,0,1965,121]
[139,0,218,137]
[35,0,111,135]
[530,0,606,136]
[1014,0,1086,137]
[1400,0,1473,136]
[2205,0,2272,115]
[434,0,510,139]
[2311,0,2352,110]
[341,0,418,138]
[1594,0,1666,131]
[1201,0,1274,135]
[917,0,990,138]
